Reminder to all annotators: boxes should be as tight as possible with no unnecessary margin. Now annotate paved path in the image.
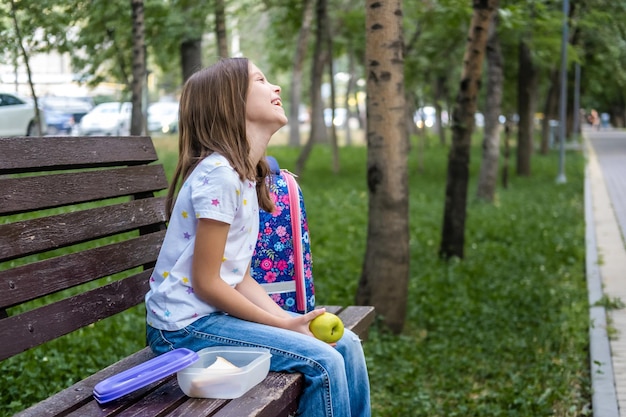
[586,128,626,417]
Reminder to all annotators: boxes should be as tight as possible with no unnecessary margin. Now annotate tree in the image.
[476,12,503,203]
[295,0,330,176]
[515,39,537,177]
[440,0,498,260]
[288,0,314,147]
[130,0,146,136]
[7,0,43,135]
[214,0,228,58]
[179,1,206,82]
[356,0,409,334]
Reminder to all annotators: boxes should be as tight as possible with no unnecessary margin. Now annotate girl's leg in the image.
[334,329,371,417]
[147,313,370,417]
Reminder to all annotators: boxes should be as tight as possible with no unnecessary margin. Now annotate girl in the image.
[145,57,371,417]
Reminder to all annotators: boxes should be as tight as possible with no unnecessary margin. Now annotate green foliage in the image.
[594,295,625,311]
[268,137,590,416]
[0,136,590,416]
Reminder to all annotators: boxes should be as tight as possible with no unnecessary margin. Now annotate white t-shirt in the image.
[145,153,259,331]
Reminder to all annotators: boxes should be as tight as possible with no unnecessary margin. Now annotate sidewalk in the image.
[585,127,626,417]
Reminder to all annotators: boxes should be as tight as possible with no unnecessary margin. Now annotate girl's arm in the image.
[235,266,293,319]
[191,218,322,336]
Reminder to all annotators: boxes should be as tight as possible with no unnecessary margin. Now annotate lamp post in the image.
[556,0,569,184]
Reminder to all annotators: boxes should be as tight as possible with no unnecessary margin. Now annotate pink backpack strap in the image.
[283,170,307,312]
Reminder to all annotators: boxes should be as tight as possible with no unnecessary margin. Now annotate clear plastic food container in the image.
[177,346,272,399]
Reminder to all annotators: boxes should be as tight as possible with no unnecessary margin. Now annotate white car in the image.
[147,101,179,134]
[0,91,47,136]
[76,102,131,136]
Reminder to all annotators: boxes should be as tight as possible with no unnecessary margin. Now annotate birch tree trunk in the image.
[130,0,145,136]
[296,0,329,175]
[356,0,409,334]
[288,0,314,147]
[476,13,503,203]
[9,0,43,135]
[440,0,498,260]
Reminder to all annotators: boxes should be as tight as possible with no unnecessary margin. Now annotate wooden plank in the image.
[319,305,343,314]
[0,136,159,174]
[211,372,302,417]
[0,197,166,262]
[164,397,228,417]
[0,271,151,361]
[0,164,168,215]
[336,306,376,341]
[0,231,165,308]
[13,347,157,417]
[92,378,188,417]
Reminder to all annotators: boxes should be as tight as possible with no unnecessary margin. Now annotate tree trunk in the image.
[130,0,146,136]
[288,0,314,147]
[9,0,43,135]
[215,0,228,58]
[501,119,512,188]
[296,0,329,176]
[181,39,202,83]
[540,69,559,154]
[434,76,447,146]
[516,40,537,176]
[327,40,339,174]
[476,13,503,203]
[344,46,357,146]
[356,0,409,334]
[439,0,498,260]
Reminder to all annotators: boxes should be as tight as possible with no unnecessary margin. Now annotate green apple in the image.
[309,312,345,343]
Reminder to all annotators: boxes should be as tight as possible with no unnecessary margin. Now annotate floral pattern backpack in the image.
[251,156,315,313]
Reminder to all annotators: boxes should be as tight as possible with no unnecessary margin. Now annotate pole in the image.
[556,0,569,184]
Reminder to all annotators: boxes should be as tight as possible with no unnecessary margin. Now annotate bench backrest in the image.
[0,136,168,362]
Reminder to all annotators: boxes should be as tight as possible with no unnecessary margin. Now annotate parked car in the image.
[0,91,47,136]
[147,101,179,134]
[76,102,131,136]
[40,96,94,135]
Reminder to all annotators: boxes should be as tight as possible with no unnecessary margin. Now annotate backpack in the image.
[251,156,315,313]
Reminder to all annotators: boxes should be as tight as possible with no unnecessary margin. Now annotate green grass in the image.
[0,134,589,416]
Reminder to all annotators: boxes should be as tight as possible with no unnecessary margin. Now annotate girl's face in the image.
[245,62,287,132]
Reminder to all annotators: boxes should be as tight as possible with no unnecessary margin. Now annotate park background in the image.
[3,0,626,415]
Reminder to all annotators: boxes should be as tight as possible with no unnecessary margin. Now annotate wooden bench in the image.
[0,135,376,417]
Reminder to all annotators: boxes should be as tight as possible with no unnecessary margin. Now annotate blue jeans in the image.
[147,312,371,417]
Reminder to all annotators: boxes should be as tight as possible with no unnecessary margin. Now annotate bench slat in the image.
[100,378,189,417]
[0,231,165,308]
[0,270,151,360]
[0,136,159,174]
[13,347,157,417]
[210,372,302,417]
[0,197,167,262]
[335,305,376,341]
[162,397,228,417]
[0,164,168,215]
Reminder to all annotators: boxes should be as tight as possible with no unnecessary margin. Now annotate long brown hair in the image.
[166,57,274,218]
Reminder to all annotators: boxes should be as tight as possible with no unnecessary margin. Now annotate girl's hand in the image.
[284,308,337,345]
